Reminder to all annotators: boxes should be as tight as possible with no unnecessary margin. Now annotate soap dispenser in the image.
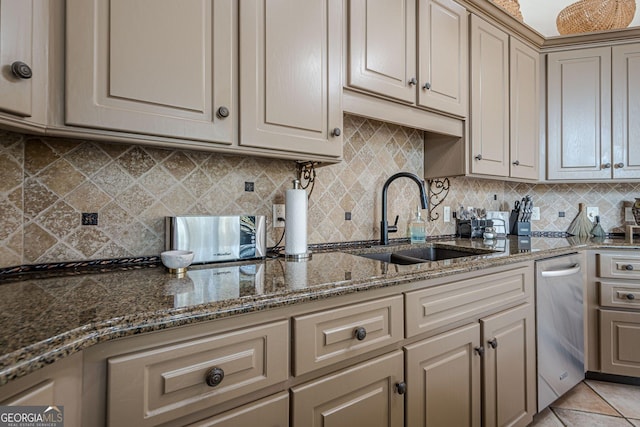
[409,206,426,244]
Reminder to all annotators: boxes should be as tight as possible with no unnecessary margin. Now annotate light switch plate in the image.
[443,206,451,223]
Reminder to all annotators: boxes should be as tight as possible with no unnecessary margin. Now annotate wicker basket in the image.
[557,0,636,35]
[491,0,524,21]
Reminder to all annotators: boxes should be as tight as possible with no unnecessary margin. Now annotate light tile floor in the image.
[529,380,640,426]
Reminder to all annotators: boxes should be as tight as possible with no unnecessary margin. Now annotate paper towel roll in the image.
[285,186,308,256]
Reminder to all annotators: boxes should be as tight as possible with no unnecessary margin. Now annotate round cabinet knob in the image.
[395,382,407,395]
[474,346,485,356]
[627,293,636,300]
[512,160,520,166]
[423,82,431,90]
[216,106,229,119]
[602,163,612,169]
[332,127,341,137]
[475,154,483,161]
[408,77,417,86]
[11,61,32,79]
[625,264,634,271]
[488,338,498,349]
[354,326,367,341]
[615,163,625,169]
[205,367,225,387]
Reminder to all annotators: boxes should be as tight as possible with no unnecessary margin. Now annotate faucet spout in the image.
[380,172,428,245]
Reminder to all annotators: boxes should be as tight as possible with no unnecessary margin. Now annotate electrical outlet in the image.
[273,204,285,228]
[531,207,540,221]
[586,206,599,221]
[443,206,451,223]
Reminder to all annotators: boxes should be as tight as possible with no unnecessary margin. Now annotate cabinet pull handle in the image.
[626,293,636,300]
[205,367,225,387]
[624,264,634,271]
[408,77,417,86]
[331,127,341,137]
[615,162,625,168]
[395,382,407,395]
[11,61,32,79]
[488,338,498,349]
[475,154,482,161]
[474,346,484,356]
[354,326,367,341]
[602,163,611,169]
[423,82,431,90]
[512,160,520,166]
[216,106,230,119]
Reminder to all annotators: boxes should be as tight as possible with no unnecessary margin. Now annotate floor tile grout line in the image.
[583,380,627,418]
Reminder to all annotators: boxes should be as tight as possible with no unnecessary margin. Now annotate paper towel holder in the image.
[285,179,312,261]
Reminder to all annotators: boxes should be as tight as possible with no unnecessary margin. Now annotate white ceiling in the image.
[518,0,640,37]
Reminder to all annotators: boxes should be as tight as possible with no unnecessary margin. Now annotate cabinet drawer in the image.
[599,282,640,309]
[107,321,289,427]
[405,265,531,337]
[598,253,640,279]
[600,309,640,377]
[293,295,403,375]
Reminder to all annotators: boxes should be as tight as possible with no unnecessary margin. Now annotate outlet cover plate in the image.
[531,207,540,221]
[273,204,285,228]
[586,207,599,221]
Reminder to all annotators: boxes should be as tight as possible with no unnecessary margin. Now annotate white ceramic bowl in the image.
[161,250,194,274]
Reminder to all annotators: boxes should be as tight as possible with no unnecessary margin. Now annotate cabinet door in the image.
[547,47,612,180]
[417,0,468,117]
[509,39,540,181]
[66,0,235,144]
[612,43,640,179]
[481,303,536,427]
[240,0,342,158]
[0,0,34,117]
[291,351,404,427]
[404,323,481,427]
[600,309,640,377]
[470,15,509,177]
[347,0,416,103]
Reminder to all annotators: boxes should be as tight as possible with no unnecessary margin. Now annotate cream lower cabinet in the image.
[291,351,404,426]
[239,0,343,158]
[470,15,540,180]
[592,251,640,377]
[404,263,536,427]
[0,353,83,427]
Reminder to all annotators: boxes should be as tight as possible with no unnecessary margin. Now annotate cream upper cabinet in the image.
[0,0,47,129]
[346,0,468,118]
[470,15,510,177]
[612,43,640,179]
[346,0,416,104]
[238,0,342,158]
[417,0,468,117]
[547,47,612,180]
[509,38,540,181]
[66,0,235,145]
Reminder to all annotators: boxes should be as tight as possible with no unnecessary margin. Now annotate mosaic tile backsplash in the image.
[1,114,640,268]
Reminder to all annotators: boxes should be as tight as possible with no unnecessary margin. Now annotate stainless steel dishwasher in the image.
[535,253,585,411]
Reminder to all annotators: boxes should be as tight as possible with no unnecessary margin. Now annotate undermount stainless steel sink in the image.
[357,246,494,265]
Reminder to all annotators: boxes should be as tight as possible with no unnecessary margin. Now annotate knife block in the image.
[511,221,531,236]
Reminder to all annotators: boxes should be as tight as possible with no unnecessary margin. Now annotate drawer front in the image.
[107,321,289,427]
[293,295,403,375]
[405,265,531,337]
[600,309,640,377]
[598,253,640,279]
[599,281,640,309]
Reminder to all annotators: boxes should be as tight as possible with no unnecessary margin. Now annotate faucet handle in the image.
[388,215,399,233]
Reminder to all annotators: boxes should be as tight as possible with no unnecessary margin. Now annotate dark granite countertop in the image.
[1,236,638,385]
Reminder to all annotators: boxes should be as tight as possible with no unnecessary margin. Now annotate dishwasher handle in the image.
[540,264,581,278]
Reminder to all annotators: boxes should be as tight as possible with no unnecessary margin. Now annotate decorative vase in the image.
[633,198,640,225]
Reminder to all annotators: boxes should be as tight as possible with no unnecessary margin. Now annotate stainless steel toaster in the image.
[165,215,266,264]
